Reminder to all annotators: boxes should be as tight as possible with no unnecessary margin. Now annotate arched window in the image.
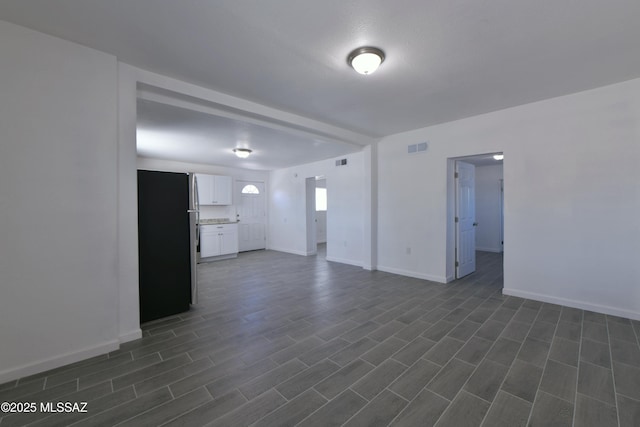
[241,184,260,194]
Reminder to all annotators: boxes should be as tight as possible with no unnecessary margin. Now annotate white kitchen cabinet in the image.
[219,225,238,255]
[199,224,238,259]
[195,173,212,205]
[212,175,232,205]
[195,174,232,205]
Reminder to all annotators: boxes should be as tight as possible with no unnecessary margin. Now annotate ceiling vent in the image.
[408,142,428,154]
[335,158,348,166]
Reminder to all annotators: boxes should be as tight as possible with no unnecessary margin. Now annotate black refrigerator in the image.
[137,170,199,323]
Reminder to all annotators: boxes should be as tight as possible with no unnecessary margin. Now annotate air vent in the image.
[408,142,428,154]
[335,158,348,166]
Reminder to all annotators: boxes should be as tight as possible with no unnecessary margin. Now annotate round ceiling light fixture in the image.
[347,47,385,75]
[233,148,252,159]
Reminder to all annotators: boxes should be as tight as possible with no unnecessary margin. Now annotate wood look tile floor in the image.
[2,246,639,426]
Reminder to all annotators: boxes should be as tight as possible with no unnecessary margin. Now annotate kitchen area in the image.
[195,173,240,262]
[133,92,352,326]
[136,155,269,324]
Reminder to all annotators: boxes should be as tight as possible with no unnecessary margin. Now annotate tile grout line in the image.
[387,288,507,426]
[5,252,638,426]
[571,311,584,427]
[605,316,621,427]
[524,306,564,427]
[480,302,541,427]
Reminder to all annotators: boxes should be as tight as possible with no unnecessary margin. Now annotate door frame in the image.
[235,179,267,252]
[304,176,317,255]
[499,178,504,253]
[446,153,504,282]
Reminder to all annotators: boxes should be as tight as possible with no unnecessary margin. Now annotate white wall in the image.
[378,78,640,320]
[316,210,327,244]
[137,157,269,220]
[137,156,269,182]
[0,21,122,382]
[118,63,143,344]
[475,164,503,252]
[269,153,364,266]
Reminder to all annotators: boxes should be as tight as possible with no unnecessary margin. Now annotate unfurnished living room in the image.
[1,1,639,426]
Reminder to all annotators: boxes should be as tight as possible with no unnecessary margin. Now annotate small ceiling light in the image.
[493,154,504,160]
[233,148,252,159]
[347,47,385,75]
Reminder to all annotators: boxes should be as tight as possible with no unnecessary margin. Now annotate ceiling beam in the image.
[133,66,376,148]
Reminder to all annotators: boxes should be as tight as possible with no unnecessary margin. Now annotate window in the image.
[316,187,327,211]
[241,184,260,194]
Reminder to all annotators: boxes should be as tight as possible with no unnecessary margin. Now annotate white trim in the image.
[199,253,238,262]
[325,256,363,268]
[268,247,312,257]
[476,246,502,253]
[117,62,141,351]
[119,329,142,344]
[0,340,120,384]
[377,265,447,284]
[446,275,455,283]
[503,288,640,321]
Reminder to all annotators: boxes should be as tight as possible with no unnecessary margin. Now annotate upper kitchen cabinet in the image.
[195,174,232,205]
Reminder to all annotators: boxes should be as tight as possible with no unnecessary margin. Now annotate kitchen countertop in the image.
[199,218,238,225]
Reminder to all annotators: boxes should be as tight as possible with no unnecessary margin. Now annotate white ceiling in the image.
[137,99,360,170]
[2,0,640,169]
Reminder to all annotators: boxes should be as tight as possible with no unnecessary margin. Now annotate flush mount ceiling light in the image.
[493,154,504,160]
[233,148,252,159]
[347,47,385,75]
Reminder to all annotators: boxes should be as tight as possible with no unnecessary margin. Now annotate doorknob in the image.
[473,222,478,226]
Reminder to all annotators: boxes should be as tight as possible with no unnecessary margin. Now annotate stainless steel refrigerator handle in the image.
[189,173,199,306]
[194,175,200,245]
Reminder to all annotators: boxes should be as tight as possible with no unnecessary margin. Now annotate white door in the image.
[456,161,476,278]
[236,181,266,252]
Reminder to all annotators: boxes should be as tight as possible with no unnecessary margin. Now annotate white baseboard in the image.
[199,253,238,262]
[377,265,447,284]
[476,246,502,253]
[503,288,640,321]
[446,275,455,283]
[119,328,142,344]
[267,247,310,257]
[325,256,362,268]
[0,339,120,384]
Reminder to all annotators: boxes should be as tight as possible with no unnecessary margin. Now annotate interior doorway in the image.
[455,160,477,278]
[449,153,504,281]
[315,177,327,258]
[304,176,328,257]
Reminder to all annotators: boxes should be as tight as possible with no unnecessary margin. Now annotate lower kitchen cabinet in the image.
[200,223,238,259]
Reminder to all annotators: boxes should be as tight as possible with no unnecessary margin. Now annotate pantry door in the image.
[236,181,266,252]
